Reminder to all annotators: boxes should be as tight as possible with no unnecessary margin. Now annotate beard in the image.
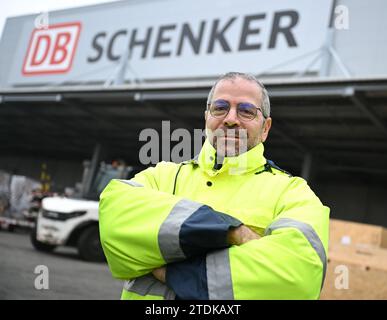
[206,127,250,157]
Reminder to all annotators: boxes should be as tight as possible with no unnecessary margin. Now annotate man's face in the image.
[205,77,272,157]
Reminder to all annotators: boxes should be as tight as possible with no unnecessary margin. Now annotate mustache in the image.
[211,128,248,138]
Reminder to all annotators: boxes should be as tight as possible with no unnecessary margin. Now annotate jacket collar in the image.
[197,138,267,176]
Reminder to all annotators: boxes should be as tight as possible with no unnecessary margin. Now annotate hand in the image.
[227,225,261,246]
[152,266,166,283]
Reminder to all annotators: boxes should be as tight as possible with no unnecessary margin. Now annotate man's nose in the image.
[223,106,240,127]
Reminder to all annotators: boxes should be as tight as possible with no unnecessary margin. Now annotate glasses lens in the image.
[210,100,230,117]
[238,103,257,120]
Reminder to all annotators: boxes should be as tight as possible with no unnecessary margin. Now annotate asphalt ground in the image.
[0,228,124,300]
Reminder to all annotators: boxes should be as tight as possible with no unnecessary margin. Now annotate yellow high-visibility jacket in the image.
[99,139,329,300]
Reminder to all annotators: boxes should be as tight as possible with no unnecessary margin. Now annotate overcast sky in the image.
[0,0,120,37]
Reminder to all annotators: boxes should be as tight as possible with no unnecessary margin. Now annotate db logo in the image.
[22,22,81,75]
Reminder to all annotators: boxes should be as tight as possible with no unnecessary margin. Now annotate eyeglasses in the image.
[207,99,265,121]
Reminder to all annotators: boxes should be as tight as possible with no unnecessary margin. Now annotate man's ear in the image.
[261,117,272,143]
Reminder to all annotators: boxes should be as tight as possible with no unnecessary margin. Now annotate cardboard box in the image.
[320,243,387,300]
[329,219,387,249]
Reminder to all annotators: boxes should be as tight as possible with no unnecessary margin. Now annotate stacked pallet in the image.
[320,219,387,299]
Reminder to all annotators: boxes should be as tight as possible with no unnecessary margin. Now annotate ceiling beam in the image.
[350,94,387,138]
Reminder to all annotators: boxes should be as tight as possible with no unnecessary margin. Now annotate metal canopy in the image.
[1,77,387,178]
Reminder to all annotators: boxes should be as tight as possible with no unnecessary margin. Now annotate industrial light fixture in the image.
[1,94,63,103]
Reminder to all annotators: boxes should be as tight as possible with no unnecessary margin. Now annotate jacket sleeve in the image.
[99,164,242,280]
[165,177,330,300]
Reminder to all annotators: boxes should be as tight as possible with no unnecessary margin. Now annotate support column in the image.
[82,143,102,198]
[301,153,313,182]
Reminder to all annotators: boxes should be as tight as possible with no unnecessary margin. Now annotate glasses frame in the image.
[207,99,266,121]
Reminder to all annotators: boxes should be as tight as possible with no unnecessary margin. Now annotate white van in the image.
[31,162,132,262]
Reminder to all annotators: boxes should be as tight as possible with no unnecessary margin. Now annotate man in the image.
[99,72,330,300]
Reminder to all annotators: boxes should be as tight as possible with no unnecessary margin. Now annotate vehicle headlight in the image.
[42,210,87,221]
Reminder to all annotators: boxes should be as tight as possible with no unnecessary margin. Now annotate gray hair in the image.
[206,72,270,118]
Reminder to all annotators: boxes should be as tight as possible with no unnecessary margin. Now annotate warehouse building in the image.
[0,0,387,225]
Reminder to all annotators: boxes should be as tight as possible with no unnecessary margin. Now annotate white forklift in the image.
[31,156,132,262]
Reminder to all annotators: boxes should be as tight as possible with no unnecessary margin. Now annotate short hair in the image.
[207,72,270,118]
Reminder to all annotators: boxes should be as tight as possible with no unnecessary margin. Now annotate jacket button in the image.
[206,181,213,187]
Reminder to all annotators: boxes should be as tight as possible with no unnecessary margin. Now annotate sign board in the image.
[0,0,332,88]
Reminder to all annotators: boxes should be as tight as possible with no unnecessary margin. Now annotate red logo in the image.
[22,22,81,75]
